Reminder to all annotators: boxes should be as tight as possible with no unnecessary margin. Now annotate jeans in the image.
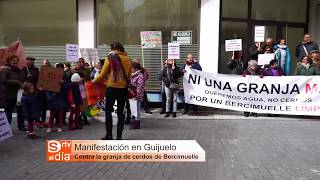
[105,87,127,138]
[164,86,178,113]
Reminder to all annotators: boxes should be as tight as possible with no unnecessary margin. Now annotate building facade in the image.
[0,0,319,91]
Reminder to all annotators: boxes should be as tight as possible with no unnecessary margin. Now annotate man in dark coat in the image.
[295,34,319,60]
[21,57,39,88]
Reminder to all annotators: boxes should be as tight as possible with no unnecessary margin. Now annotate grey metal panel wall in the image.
[98,44,198,91]
[24,46,67,67]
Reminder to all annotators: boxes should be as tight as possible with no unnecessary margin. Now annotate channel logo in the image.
[47,140,72,162]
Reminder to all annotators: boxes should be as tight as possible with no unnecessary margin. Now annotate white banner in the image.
[168,43,180,59]
[254,26,265,42]
[258,53,275,65]
[225,39,242,52]
[66,44,79,62]
[0,112,13,142]
[184,69,320,116]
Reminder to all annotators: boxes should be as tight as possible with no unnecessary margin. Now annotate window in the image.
[0,0,77,46]
[97,0,199,90]
[222,0,248,19]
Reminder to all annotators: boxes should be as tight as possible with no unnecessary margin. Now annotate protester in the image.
[46,63,68,133]
[182,54,202,115]
[273,38,292,75]
[64,63,72,83]
[134,58,152,114]
[90,62,102,79]
[262,59,283,76]
[22,57,39,88]
[93,42,133,140]
[128,62,145,129]
[262,38,275,54]
[227,51,246,75]
[43,59,51,66]
[68,73,83,130]
[77,58,91,81]
[295,34,319,60]
[1,55,25,130]
[249,42,263,61]
[161,59,184,118]
[309,50,319,65]
[295,56,318,76]
[242,60,261,117]
[21,83,40,139]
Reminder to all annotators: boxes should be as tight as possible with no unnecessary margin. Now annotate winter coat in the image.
[249,44,260,61]
[0,65,24,101]
[21,93,40,118]
[227,59,246,75]
[181,62,202,71]
[295,63,318,76]
[274,44,291,75]
[77,67,91,82]
[263,67,283,76]
[46,83,69,110]
[161,65,183,88]
[129,70,145,101]
[295,42,319,60]
[21,65,39,87]
[68,83,83,107]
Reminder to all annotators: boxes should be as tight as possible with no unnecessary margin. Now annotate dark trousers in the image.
[26,116,35,133]
[48,109,64,128]
[105,88,127,138]
[37,91,47,122]
[125,99,131,120]
[69,106,81,129]
[5,100,25,128]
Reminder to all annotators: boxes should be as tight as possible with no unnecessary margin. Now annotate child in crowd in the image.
[128,62,146,129]
[68,73,83,130]
[21,83,40,139]
[242,60,261,117]
[263,59,283,76]
[46,64,68,133]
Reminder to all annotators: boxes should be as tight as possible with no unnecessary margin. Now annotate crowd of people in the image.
[227,34,319,117]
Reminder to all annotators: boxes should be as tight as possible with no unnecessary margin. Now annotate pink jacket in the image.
[129,70,145,101]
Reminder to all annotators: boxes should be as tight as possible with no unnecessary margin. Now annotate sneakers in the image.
[28,133,39,139]
[46,128,52,133]
[57,128,63,133]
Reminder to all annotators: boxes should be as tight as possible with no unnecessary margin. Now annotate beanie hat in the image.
[71,73,82,82]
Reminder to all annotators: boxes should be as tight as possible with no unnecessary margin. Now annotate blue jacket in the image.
[21,94,40,118]
[295,42,319,60]
[273,45,291,75]
[47,83,69,110]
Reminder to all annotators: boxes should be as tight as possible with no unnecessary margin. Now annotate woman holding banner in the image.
[161,59,184,118]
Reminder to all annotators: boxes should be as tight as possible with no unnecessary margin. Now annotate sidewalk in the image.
[1,109,320,180]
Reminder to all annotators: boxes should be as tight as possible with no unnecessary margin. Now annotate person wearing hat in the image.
[68,73,83,130]
[22,57,39,88]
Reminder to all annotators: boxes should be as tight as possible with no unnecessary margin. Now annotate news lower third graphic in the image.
[47,140,206,162]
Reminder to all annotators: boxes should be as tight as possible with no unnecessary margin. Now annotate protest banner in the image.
[140,31,162,49]
[0,112,13,142]
[66,44,79,62]
[184,69,320,116]
[80,48,99,64]
[140,31,163,67]
[258,53,275,65]
[0,40,26,68]
[168,43,180,59]
[254,26,265,42]
[171,31,192,45]
[37,66,64,92]
[225,39,242,52]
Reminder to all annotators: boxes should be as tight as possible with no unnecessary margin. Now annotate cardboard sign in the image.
[171,31,192,45]
[225,39,242,52]
[80,48,99,63]
[37,66,64,92]
[66,44,79,62]
[168,43,180,59]
[140,31,162,48]
[258,53,275,65]
[0,112,13,142]
[254,26,265,42]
